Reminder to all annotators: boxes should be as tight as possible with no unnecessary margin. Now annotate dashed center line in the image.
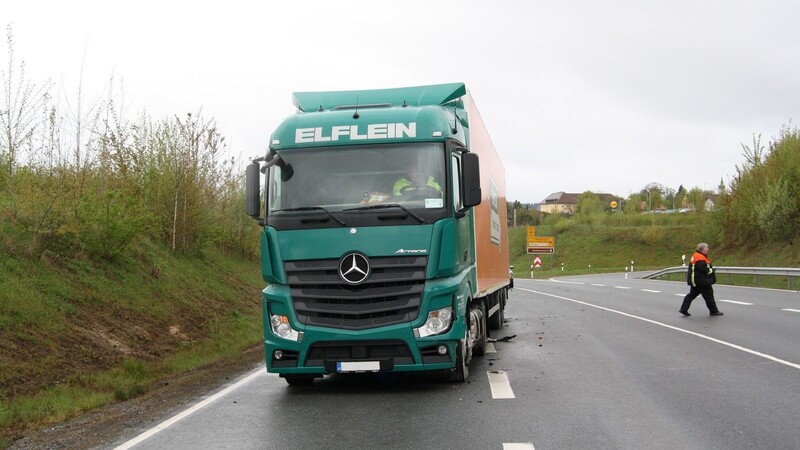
[783,309,800,314]
[591,283,606,287]
[641,289,661,293]
[503,444,535,450]
[487,370,515,399]
[614,286,631,289]
[548,279,585,285]
[719,299,754,305]
[486,342,497,354]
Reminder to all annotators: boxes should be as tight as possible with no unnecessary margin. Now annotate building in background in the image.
[537,191,618,214]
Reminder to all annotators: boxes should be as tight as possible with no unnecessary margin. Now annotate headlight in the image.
[414,307,453,338]
[269,314,302,342]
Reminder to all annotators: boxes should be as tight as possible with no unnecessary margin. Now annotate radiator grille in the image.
[285,256,427,330]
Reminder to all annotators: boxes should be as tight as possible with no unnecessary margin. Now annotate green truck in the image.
[245,83,511,385]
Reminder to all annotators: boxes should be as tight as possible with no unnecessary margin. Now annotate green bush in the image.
[714,126,800,245]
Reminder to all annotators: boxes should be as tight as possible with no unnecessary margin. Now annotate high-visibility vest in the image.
[392,176,441,196]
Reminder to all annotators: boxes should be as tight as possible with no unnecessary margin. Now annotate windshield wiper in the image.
[342,204,425,223]
[271,207,346,226]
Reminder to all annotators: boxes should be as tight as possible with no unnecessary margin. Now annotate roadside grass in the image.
[0,307,262,446]
[162,309,262,373]
[0,386,112,442]
[0,241,264,447]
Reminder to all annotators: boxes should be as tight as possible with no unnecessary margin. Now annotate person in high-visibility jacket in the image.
[680,242,723,316]
[392,166,441,197]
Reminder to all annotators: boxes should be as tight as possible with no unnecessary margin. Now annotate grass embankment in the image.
[508,213,800,289]
[0,242,264,447]
[509,213,707,277]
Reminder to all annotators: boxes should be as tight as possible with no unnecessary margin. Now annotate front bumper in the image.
[262,280,468,375]
[264,323,465,374]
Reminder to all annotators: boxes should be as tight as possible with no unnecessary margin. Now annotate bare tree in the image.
[1,24,51,172]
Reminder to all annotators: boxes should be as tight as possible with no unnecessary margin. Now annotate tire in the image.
[451,320,470,382]
[284,374,315,386]
[488,290,505,330]
[473,305,487,357]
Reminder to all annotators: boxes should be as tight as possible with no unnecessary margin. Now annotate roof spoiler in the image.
[292,82,466,112]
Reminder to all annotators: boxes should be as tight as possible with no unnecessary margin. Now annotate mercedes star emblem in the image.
[338,253,370,285]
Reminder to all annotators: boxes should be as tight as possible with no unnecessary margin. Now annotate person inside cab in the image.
[392,166,441,198]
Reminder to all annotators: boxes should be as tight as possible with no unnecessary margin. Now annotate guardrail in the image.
[643,266,800,290]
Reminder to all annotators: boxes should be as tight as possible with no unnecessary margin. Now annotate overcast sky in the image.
[5,0,799,204]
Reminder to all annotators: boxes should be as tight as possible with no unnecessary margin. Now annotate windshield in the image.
[267,143,447,215]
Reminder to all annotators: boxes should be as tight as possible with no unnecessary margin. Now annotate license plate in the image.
[336,361,381,373]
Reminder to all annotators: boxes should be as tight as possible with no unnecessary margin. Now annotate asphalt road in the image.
[111,274,800,450]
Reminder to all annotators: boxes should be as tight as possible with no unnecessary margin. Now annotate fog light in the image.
[274,350,284,360]
[437,345,448,355]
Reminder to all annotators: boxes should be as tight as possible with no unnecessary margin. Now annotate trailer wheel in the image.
[284,375,315,386]
[451,319,470,382]
[488,290,505,330]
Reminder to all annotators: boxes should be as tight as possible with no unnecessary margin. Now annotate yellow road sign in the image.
[528,237,555,247]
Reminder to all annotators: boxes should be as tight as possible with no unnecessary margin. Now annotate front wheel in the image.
[451,337,469,382]
[451,316,471,382]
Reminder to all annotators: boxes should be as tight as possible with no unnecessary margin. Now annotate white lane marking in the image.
[504,444,535,450]
[548,279,585,285]
[591,283,606,287]
[114,369,265,449]
[614,286,631,289]
[486,342,497,354]
[719,299,754,305]
[487,370,515,399]
[783,309,800,314]
[642,289,661,293]
[674,294,685,297]
[517,287,800,371]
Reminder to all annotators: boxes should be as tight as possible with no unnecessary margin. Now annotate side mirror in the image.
[245,162,262,218]
[462,153,481,208]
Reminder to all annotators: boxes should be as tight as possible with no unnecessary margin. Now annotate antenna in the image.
[353,96,360,119]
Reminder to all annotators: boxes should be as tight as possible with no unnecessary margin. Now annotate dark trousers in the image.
[681,285,719,313]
